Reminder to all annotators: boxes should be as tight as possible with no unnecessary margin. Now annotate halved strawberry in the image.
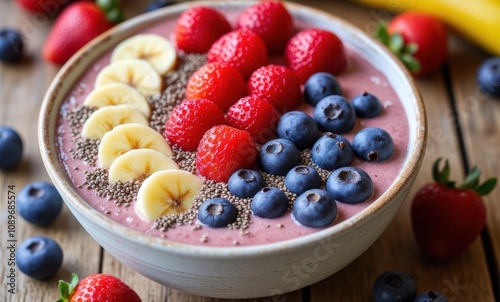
[196,125,257,182]
[165,99,225,151]
[174,6,231,53]
[207,30,268,79]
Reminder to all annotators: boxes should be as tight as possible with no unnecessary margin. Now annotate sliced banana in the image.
[98,123,172,169]
[108,149,179,184]
[136,169,203,222]
[83,83,151,118]
[81,105,149,140]
[95,58,162,98]
[111,34,177,75]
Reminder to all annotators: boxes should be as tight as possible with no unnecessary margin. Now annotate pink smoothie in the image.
[55,8,409,247]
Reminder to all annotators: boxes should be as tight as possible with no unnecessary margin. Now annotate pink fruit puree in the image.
[55,8,409,247]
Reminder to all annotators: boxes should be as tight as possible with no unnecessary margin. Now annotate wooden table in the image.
[1,0,498,301]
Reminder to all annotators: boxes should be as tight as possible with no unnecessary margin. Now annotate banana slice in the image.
[98,123,172,168]
[108,149,179,183]
[136,169,203,222]
[81,105,149,140]
[95,59,162,98]
[83,83,151,118]
[111,34,177,75]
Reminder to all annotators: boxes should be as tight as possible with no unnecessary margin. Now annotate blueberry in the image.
[477,57,500,97]
[277,111,319,150]
[292,189,337,228]
[259,138,300,176]
[198,198,237,228]
[0,29,24,63]
[0,126,23,170]
[18,182,63,226]
[372,270,417,302]
[285,165,322,195]
[352,91,382,118]
[326,166,373,204]
[251,187,289,219]
[304,72,342,106]
[352,127,394,162]
[228,169,266,198]
[311,132,353,171]
[145,0,175,12]
[16,236,63,279]
[314,95,356,134]
[414,291,449,302]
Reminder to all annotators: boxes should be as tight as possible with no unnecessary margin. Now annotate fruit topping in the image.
[292,189,337,228]
[477,57,500,98]
[196,125,257,182]
[227,169,266,199]
[18,182,63,226]
[136,169,203,222]
[145,0,175,13]
[351,91,382,118]
[277,111,319,150]
[326,166,373,204]
[0,125,23,170]
[352,127,394,162]
[258,138,300,176]
[198,197,238,228]
[17,236,63,279]
[284,165,322,195]
[251,187,289,219]
[165,98,225,151]
[311,133,353,171]
[304,72,342,106]
[371,270,417,302]
[313,95,356,134]
[0,28,24,63]
[414,291,449,302]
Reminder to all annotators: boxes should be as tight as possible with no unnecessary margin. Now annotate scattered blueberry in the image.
[314,95,356,134]
[0,29,24,63]
[16,236,63,279]
[0,126,23,170]
[326,166,373,204]
[277,111,319,150]
[292,189,337,228]
[228,169,266,198]
[372,270,417,302]
[414,291,449,302]
[18,182,63,226]
[352,91,382,118]
[198,198,238,228]
[251,187,289,219]
[477,57,500,97]
[311,132,353,171]
[145,0,175,13]
[304,72,342,106]
[285,165,322,195]
[259,138,300,176]
[352,127,394,162]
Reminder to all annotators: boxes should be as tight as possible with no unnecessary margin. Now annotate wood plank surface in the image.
[0,0,498,301]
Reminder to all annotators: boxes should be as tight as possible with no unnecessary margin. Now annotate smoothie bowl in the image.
[39,0,426,299]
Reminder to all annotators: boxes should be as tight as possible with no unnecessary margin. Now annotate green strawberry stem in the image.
[375,22,421,73]
[432,158,497,195]
[96,0,123,24]
[56,273,79,302]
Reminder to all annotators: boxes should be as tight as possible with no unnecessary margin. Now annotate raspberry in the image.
[247,64,302,113]
[196,125,257,182]
[285,28,347,83]
[174,6,231,53]
[165,99,225,151]
[226,96,281,144]
[186,62,246,112]
[236,1,295,54]
[207,30,267,79]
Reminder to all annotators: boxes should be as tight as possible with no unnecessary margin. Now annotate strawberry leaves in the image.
[375,22,421,73]
[57,273,79,302]
[432,158,497,196]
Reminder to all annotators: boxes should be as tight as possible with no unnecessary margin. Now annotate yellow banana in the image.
[353,0,500,56]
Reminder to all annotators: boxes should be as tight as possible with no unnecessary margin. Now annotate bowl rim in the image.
[38,0,427,258]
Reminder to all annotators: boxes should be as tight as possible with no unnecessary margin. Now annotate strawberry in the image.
[57,273,141,302]
[165,99,226,151]
[196,125,257,182]
[236,1,295,54]
[207,30,268,79]
[15,0,74,15]
[285,28,347,83]
[411,158,497,261]
[376,12,447,77]
[43,1,121,65]
[226,96,281,144]
[247,64,302,113]
[186,62,246,112]
[174,6,231,54]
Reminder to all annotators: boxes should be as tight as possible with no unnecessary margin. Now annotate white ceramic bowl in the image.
[39,1,426,299]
